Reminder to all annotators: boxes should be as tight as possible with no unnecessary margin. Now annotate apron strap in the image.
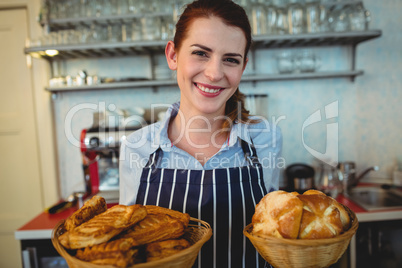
[240,138,260,166]
[144,148,163,168]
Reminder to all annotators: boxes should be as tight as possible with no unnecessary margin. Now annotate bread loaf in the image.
[252,190,303,239]
[297,194,343,239]
[252,190,351,239]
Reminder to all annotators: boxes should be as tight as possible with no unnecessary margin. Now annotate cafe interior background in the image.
[0,0,401,267]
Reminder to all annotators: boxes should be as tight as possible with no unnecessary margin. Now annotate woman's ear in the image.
[165,41,177,71]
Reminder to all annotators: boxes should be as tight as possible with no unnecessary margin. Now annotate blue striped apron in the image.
[135,138,273,268]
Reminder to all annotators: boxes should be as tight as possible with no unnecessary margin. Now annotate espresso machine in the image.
[80,125,140,203]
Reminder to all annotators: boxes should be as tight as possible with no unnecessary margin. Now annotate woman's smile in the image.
[194,82,224,97]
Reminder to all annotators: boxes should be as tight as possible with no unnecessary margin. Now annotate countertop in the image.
[14,190,402,241]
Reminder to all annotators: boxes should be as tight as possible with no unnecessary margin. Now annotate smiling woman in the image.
[119,1,283,267]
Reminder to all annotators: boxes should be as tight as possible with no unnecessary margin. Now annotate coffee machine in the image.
[80,126,139,203]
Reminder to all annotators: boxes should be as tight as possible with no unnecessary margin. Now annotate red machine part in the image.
[80,129,99,195]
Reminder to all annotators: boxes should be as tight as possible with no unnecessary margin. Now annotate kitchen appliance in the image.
[285,163,315,193]
[80,126,140,203]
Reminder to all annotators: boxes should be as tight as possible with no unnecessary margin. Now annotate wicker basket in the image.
[243,205,358,268]
[52,217,212,268]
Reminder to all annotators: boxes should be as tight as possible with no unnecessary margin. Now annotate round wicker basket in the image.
[52,217,212,268]
[243,205,358,268]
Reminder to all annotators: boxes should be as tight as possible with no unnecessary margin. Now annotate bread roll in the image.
[303,190,351,231]
[251,189,351,240]
[252,190,303,239]
[297,194,343,239]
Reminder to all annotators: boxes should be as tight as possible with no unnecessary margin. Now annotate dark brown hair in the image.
[173,0,258,128]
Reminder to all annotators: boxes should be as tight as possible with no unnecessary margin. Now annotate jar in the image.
[276,51,295,74]
[329,5,350,32]
[348,2,371,31]
[297,50,321,73]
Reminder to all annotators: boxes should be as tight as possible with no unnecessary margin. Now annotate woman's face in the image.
[166,16,248,117]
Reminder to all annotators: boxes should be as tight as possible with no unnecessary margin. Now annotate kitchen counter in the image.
[336,193,402,222]
[15,192,402,241]
[15,202,116,240]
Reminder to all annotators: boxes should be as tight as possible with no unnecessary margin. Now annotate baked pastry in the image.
[75,237,138,268]
[64,195,107,232]
[118,213,185,245]
[61,204,147,249]
[297,194,344,239]
[303,189,326,196]
[145,205,190,227]
[251,190,351,240]
[252,190,304,239]
[146,239,191,262]
[302,190,351,231]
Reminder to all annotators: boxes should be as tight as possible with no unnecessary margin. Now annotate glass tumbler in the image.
[141,16,161,41]
[287,0,305,34]
[305,0,321,33]
[250,1,267,35]
[276,51,295,74]
[274,0,289,35]
[265,2,278,34]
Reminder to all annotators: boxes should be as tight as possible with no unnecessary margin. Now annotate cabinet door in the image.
[0,8,43,268]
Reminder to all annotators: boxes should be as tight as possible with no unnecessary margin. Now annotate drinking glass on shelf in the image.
[57,0,68,19]
[76,25,90,43]
[287,0,305,34]
[122,22,133,42]
[160,17,175,41]
[265,1,278,34]
[109,0,119,15]
[79,0,88,17]
[49,1,58,20]
[108,23,122,42]
[348,2,371,31]
[250,0,267,35]
[305,0,321,33]
[131,19,143,41]
[118,0,129,15]
[127,0,139,14]
[85,0,100,17]
[319,2,330,32]
[276,51,295,74]
[274,0,289,35]
[297,50,321,72]
[329,5,350,32]
[141,16,161,41]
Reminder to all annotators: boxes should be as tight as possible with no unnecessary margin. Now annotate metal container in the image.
[285,163,315,193]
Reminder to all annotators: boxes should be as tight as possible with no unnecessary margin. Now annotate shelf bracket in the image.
[350,43,357,82]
